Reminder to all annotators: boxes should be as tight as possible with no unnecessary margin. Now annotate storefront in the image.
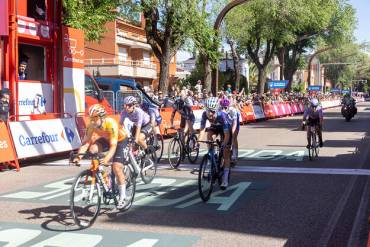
[2,0,62,116]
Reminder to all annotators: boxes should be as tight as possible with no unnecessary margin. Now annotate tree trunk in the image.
[158,55,171,95]
[257,67,266,94]
[202,54,212,93]
[307,46,333,86]
[227,38,241,90]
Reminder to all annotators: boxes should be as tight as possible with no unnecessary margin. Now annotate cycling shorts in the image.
[180,113,195,128]
[131,123,153,138]
[206,125,232,145]
[307,118,320,127]
[94,138,128,163]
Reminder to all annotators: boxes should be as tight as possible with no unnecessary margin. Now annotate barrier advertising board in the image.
[0,121,17,163]
[253,104,265,119]
[268,80,288,89]
[18,82,53,115]
[9,118,81,158]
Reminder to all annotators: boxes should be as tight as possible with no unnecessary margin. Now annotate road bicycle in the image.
[69,151,136,229]
[166,127,199,169]
[69,137,157,228]
[303,122,320,161]
[147,131,164,163]
[198,139,228,202]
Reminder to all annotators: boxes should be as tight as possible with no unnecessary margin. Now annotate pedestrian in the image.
[0,89,11,122]
[18,61,28,80]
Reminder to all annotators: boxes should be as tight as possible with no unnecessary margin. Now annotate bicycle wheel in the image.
[155,134,164,163]
[119,165,136,211]
[198,155,214,202]
[314,133,320,157]
[187,134,199,164]
[140,153,157,184]
[168,138,182,169]
[70,170,101,228]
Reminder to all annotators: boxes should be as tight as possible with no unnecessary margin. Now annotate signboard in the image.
[18,82,53,115]
[268,80,288,89]
[253,104,265,119]
[17,16,51,40]
[308,85,322,91]
[0,121,17,163]
[342,90,350,94]
[330,88,341,93]
[9,118,81,158]
[62,26,85,115]
[0,0,8,36]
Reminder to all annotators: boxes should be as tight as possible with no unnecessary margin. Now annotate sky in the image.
[177,0,370,62]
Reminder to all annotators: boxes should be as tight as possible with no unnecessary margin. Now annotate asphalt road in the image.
[0,102,370,247]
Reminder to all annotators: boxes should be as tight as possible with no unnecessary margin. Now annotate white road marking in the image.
[158,164,370,176]
[126,239,159,247]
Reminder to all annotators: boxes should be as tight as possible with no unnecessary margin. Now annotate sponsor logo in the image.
[18,97,47,107]
[61,127,75,143]
[0,140,8,149]
[19,132,59,146]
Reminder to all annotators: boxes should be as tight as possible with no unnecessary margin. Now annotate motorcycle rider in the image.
[341,93,357,115]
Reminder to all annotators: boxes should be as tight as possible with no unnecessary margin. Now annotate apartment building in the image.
[84,15,176,90]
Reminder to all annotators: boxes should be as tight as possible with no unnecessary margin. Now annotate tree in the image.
[62,0,121,41]
[140,0,215,94]
[226,0,297,94]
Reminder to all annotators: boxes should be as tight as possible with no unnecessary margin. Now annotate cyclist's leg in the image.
[179,116,186,144]
[306,125,312,148]
[232,129,239,162]
[221,131,232,189]
[88,138,108,153]
[138,125,152,151]
[112,139,128,206]
[317,123,323,147]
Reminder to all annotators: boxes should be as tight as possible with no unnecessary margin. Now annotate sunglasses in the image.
[124,104,134,108]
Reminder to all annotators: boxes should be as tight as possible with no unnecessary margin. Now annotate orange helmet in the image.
[88,104,106,118]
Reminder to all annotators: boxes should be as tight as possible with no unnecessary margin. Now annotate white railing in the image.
[85,58,157,70]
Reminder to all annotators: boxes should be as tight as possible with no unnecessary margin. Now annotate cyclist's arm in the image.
[75,126,94,161]
[198,112,208,141]
[303,109,309,121]
[103,124,120,165]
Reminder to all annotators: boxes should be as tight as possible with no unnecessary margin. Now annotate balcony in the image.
[116,29,151,50]
[85,58,157,79]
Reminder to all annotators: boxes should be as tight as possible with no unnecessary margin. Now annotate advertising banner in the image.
[0,121,17,163]
[62,26,85,115]
[268,80,288,89]
[308,85,322,91]
[0,0,8,36]
[9,118,81,158]
[18,82,53,115]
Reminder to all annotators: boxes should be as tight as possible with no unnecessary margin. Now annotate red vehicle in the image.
[84,71,114,113]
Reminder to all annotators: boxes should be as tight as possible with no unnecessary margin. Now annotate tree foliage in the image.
[62,0,122,41]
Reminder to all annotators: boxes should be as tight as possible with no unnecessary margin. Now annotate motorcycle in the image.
[341,103,357,122]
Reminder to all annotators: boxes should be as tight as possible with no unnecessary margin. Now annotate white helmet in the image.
[310,98,319,107]
[88,104,106,118]
[123,96,137,105]
[205,97,219,111]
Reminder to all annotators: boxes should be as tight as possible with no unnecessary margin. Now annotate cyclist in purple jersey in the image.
[120,96,152,151]
[303,98,324,148]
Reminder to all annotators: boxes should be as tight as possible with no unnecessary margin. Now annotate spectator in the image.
[226,84,232,93]
[195,80,202,95]
[18,61,28,80]
[0,89,10,122]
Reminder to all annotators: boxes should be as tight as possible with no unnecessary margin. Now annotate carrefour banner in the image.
[18,82,53,115]
[9,118,81,158]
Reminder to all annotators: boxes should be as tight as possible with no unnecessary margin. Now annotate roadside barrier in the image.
[0,121,19,171]
[8,114,81,159]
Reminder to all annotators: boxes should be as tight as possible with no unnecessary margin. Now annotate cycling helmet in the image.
[205,97,219,111]
[219,98,230,108]
[123,96,137,105]
[88,104,106,118]
[310,98,319,107]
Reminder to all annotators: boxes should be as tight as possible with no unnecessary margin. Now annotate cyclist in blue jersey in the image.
[303,98,324,148]
[120,96,152,152]
[142,101,162,136]
[199,97,232,189]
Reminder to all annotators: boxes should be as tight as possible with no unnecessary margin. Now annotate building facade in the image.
[84,16,176,91]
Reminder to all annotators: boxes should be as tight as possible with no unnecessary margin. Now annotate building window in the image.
[18,44,45,81]
[143,51,150,66]
[27,0,46,20]
[118,46,128,63]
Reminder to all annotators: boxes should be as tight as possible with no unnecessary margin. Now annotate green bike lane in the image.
[0,103,369,246]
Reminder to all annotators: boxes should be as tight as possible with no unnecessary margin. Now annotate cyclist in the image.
[142,100,162,148]
[227,97,240,164]
[170,95,195,143]
[199,97,232,190]
[119,96,152,152]
[302,98,324,148]
[341,93,357,114]
[73,104,129,209]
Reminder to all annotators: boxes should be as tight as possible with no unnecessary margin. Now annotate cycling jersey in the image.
[228,107,240,131]
[85,117,127,146]
[200,110,231,132]
[148,107,162,125]
[172,99,194,120]
[120,107,151,127]
[304,107,323,120]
